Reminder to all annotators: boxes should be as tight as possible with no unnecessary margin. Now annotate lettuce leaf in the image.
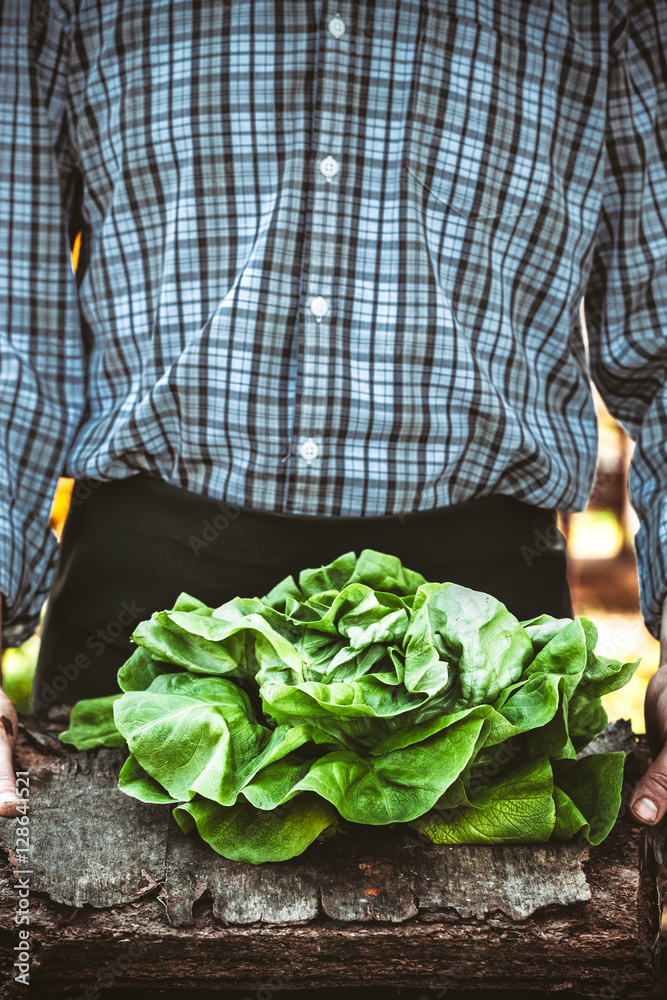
[173,792,341,863]
[59,694,126,750]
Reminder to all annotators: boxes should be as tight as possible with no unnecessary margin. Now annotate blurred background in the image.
[1,385,659,729]
[560,386,660,735]
[1,231,660,729]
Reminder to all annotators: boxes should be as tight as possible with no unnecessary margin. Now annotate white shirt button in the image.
[299,438,319,462]
[320,155,339,180]
[310,296,329,320]
[328,15,346,39]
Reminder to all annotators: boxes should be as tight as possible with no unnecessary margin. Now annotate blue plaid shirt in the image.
[1,0,667,645]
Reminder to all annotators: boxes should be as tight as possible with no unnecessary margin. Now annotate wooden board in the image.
[0,718,663,996]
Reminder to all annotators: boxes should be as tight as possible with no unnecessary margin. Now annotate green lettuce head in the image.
[60,550,639,863]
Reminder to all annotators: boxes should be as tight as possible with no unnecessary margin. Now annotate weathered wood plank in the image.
[411,842,591,921]
[0,718,662,996]
[31,747,167,909]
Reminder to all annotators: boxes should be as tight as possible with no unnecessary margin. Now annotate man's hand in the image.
[0,602,22,817]
[630,597,667,825]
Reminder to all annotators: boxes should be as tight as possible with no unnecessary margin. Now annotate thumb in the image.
[629,741,667,825]
[0,602,22,818]
[0,688,21,817]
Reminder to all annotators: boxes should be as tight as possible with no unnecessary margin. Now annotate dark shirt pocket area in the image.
[403,10,559,226]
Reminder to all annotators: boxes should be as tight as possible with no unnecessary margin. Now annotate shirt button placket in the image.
[291,6,350,511]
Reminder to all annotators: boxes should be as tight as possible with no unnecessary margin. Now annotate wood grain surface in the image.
[0,718,663,997]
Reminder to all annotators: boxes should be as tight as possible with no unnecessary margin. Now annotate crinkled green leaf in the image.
[113,672,323,805]
[523,618,588,685]
[567,696,610,752]
[551,752,625,845]
[59,695,126,750]
[405,582,534,704]
[132,610,249,676]
[522,614,573,651]
[408,757,556,844]
[118,753,179,804]
[292,549,425,601]
[239,753,318,810]
[117,646,179,692]
[173,791,340,863]
[580,653,641,699]
[344,548,427,596]
[291,713,490,824]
